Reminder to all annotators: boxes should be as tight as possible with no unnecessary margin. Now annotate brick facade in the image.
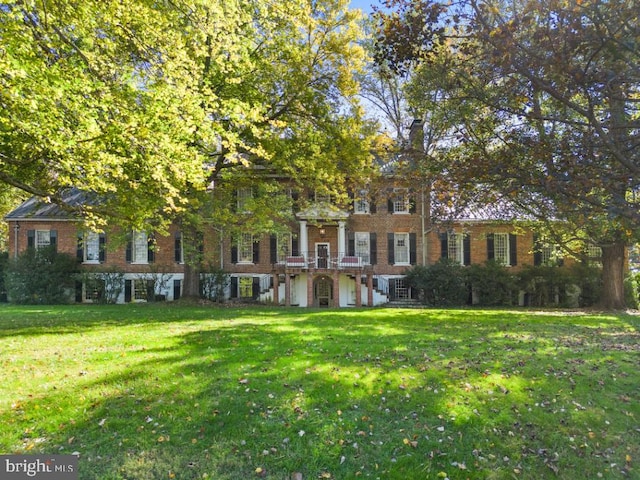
[4,185,555,306]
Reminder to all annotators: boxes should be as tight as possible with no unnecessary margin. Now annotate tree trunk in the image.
[182,262,201,299]
[599,241,627,310]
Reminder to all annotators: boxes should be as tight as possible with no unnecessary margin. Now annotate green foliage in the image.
[0,251,8,302]
[466,261,518,306]
[4,247,79,304]
[404,259,468,306]
[200,264,229,303]
[79,268,125,304]
[624,271,640,310]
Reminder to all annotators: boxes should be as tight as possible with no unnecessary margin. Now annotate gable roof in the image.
[4,188,96,221]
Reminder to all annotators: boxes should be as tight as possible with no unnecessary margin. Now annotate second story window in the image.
[236,187,253,213]
[126,231,154,264]
[355,232,370,264]
[388,188,414,214]
[394,233,410,264]
[238,233,254,263]
[493,233,510,265]
[27,229,57,251]
[78,231,105,264]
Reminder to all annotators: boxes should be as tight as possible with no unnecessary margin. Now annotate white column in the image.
[338,221,346,259]
[299,220,308,261]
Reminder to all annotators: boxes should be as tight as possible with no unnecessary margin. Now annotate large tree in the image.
[375,0,640,309]
[1,0,374,293]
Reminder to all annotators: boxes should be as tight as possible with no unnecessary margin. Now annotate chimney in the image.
[408,118,425,153]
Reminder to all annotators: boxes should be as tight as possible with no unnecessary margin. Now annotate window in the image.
[36,230,51,249]
[354,194,370,214]
[83,232,101,263]
[393,189,409,213]
[134,279,149,301]
[394,233,410,264]
[276,233,291,263]
[493,233,510,265]
[238,233,254,263]
[175,232,183,263]
[447,233,464,264]
[236,187,253,213]
[355,232,370,264]
[588,244,602,265]
[238,277,253,298]
[131,231,149,264]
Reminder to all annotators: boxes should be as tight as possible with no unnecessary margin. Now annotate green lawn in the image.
[0,304,638,479]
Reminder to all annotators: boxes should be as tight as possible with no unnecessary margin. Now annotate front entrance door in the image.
[314,276,333,307]
[316,243,329,269]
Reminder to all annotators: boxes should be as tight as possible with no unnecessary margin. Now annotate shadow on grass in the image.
[1,307,638,479]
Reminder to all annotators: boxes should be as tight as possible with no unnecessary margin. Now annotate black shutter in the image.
[99,234,106,262]
[348,232,355,256]
[409,233,417,265]
[370,233,377,265]
[232,189,238,213]
[125,235,132,263]
[27,230,35,248]
[50,230,57,251]
[147,235,155,263]
[124,279,132,302]
[387,199,394,214]
[75,281,83,303]
[173,279,181,301]
[175,233,183,263]
[146,280,155,300]
[77,234,84,261]
[409,197,416,214]
[487,234,495,261]
[231,244,238,264]
[252,277,260,299]
[440,233,448,259]
[252,239,260,264]
[387,233,395,265]
[370,200,377,213]
[509,234,517,266]
[292,237,299,256]
[389,280,396,300]
[270,235,278,264]
[230,277,238,298]
[463,234,471,266]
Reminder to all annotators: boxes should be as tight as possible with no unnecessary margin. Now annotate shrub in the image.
[0,251,8,302]
[200,265,229,303]
[78,268,125,304]
[404,259,468,306]
[5,247,80,304]
[466,261,518,306]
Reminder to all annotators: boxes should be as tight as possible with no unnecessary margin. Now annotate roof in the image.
[4,188,96,221]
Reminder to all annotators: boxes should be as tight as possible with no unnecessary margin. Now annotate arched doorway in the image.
[313,275,333,307]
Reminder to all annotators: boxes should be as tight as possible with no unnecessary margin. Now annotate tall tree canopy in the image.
[1,0,373,233]
[375,0,640,309]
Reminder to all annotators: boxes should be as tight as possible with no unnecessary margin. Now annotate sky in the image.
[349,0,376,13]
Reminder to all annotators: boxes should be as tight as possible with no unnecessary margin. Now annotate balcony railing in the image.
[276,252,369,270]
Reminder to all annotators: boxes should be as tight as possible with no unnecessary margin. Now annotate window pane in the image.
[448,233,463,264]
[494,233,509,265]
[355,232,370,264]
[394,233,409,264]
[36,230,50,249]
[85,232,100,262]
[239,233,253,263]
[239,277,253,297]
[133,231,148,264]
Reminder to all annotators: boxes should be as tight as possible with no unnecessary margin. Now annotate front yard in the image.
[0,305,638,479]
